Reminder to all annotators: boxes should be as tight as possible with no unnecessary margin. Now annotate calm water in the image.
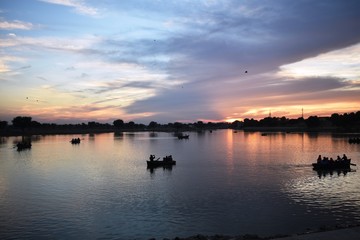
[1,130,360,239]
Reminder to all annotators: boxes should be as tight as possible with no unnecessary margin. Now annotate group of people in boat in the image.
[16,141,32,150]
[149,154,173,162]
[316,154,350,166]
[71,138,81,144]
[348,137,360,144]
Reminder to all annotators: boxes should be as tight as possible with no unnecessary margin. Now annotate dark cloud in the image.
[124,80,223,123]
[122,0,360,121]
[92,79,158,95]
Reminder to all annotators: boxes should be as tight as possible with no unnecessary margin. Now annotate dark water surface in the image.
[1,130,360,239]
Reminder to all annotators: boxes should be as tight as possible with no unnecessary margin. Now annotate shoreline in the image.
[166,224,360,240]
[1,127,360,137]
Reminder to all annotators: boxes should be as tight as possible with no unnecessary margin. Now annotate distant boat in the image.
[177,134,189,139]
[147,156,176,168]
[348,138,360,144]
[16,141,31,151]
[312,158,355,171]
[70,138,81,144]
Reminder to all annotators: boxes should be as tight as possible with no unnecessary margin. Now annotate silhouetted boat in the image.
[177,134,189,139]
[147,156,176,168]
[147,160,176,168]
[70,138,81,144]
[348,138,360,144]
[16,141,32,151]
[312,159,355,170]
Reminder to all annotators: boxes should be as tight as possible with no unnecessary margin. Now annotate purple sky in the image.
[1,0,360,124]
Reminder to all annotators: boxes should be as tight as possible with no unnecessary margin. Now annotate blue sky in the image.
[1,0,360,124]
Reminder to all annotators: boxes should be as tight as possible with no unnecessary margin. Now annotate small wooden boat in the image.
[177,134,189,139]
[147,156,176,168]
[147,160,176,168]
[70,138,81,144]
[348,138,360,144]
[312,159,355,171]
[16,141,32,151]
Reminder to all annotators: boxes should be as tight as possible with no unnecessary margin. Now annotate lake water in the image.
[1,130,360,239]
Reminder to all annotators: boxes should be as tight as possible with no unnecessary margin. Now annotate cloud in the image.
[0,61,10,73]
[120,0,360,121]
[38,0,99,16]
[279,43,360,80]
[0,55,27,73]
[124,80,222,123]
[2,0,360,123]
[0,34,102,53]
[0,20,34,30]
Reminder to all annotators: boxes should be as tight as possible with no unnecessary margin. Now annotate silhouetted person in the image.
[317,155,322,163]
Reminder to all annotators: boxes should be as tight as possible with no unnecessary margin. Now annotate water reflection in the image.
[283,167,360,226]
[1,130,360,239]
[314,169,355,179]
[149,132,158,138]
[147,165,174,175]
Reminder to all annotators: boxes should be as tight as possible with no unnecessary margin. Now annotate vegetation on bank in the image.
[0,111,359,136]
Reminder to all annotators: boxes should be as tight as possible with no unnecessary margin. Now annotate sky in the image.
[1,0,360,124]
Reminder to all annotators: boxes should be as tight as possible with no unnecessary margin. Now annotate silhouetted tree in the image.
[305,116,320,128]
[243,118,258,127]
[113,119,124,129]
[194,121,204,129]
[126,121,135,129]
[148,121,158,130]
[12,116,32,132]
[231,120,242,129]
[88,121,100,128]
[0,121,8,129]
[31,120,41,128]
[173,122,184,131]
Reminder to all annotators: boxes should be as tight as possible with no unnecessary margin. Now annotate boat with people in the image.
[312,154,356,171]
[147,154,176,168]
[348,137,360,144]
[177,134,189,139]
[16,141,32,151]
[70,138,81,144]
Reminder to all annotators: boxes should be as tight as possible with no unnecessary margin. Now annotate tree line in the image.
[231,111,360,130]
[0,111,359,135]
[0,117,230,135]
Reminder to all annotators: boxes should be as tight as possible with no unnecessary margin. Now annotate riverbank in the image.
[166,224,360,240]
[2,127,360,137]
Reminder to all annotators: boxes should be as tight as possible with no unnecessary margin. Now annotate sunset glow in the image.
[1,0,360,124]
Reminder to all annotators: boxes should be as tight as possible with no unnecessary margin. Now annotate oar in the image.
[350,163,357,166]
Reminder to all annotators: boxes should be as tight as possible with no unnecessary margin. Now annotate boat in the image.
[177,134,189,139]
[16,141,32,151]
[312,158,355,171]
[70,138,81,144]
[348,138,360,144]
[147,156,176,168]
[147,160,176,168]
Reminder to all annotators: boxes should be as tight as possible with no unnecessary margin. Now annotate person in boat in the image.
[163,155,173,162]
[321,156,329,165]
[317,155,322,163]
[149,154,155,161]
[342,154,348,161]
